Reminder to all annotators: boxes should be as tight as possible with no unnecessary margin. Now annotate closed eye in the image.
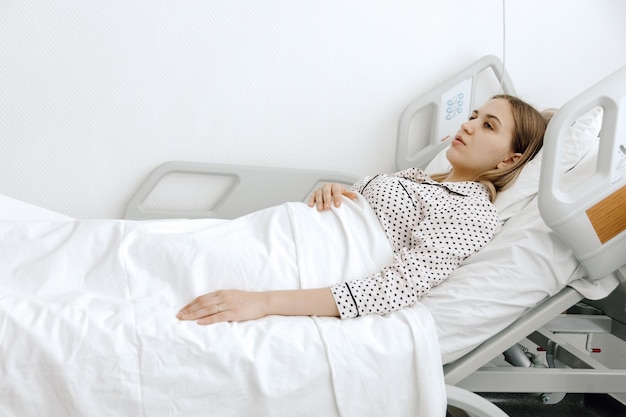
[470,110,502,130]
[469,116,494,130]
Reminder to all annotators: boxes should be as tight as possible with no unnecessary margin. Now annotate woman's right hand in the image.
[308,183,357,211]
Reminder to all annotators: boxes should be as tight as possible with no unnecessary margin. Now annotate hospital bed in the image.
[124,56,626,416]
[1,56,625,416]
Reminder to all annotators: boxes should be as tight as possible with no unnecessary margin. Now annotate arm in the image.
[178,183,359,325]
[332,191,499,319]
[177,288,339,325]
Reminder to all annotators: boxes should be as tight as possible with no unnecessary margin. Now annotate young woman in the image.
[177,94,547,324]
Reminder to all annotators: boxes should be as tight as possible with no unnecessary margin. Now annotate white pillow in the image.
[425,106,603,223]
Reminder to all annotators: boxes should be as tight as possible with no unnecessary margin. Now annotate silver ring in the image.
[216,304,222,313]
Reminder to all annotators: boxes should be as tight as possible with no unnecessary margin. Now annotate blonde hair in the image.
[432,94,548,202]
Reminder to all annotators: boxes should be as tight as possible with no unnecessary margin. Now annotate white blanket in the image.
[0,195,446,417]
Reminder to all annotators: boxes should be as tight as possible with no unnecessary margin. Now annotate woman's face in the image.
[445,98,520,180]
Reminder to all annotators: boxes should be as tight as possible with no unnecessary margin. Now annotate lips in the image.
[454,135,466,145]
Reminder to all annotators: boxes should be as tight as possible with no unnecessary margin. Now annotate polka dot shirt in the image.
[330,168,498,319]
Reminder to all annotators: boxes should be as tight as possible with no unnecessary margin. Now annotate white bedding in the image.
[0,195,446,417]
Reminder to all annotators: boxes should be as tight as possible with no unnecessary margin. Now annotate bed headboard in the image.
[539,64,626,281]
[395,55,515,170]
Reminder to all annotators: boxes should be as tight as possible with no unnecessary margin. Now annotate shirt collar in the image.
[419,170,491,200]
[440,181,490,199]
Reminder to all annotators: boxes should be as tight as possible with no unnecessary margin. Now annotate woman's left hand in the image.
[177,290,268,325]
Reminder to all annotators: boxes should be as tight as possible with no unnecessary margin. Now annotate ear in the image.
[496,152,522,169]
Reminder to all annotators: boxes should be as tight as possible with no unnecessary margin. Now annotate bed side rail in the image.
[395,55,515,171]
[538,65,626,281]
[124,161,358,220]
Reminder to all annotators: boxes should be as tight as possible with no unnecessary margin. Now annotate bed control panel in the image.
[438,78,472,140]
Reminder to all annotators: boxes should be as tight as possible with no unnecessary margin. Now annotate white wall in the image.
[1,0,625,218]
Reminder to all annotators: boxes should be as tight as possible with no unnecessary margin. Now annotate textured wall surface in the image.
[1,0,625,218]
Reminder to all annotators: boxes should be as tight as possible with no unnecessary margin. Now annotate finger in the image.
[180,302,224,321]
[195,303,231,324]
[177,294,219,319]
[197,311,230,325]
[308,189,322,208]
[314,187,324,211]
[343,190,358,200]
[322,184,332,210]
[177,298,199,316]
[331,183,346,207]
[178,306,210,320]
[178,303,215,320]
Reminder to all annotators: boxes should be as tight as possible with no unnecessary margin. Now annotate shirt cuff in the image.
[330,282,359,319]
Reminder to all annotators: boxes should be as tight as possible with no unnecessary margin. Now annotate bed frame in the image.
[125,57,626,417]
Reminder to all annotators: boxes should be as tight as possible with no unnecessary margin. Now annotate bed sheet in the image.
[0,194,446,417]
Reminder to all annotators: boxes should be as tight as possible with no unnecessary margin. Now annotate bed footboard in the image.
[124,161,358,219]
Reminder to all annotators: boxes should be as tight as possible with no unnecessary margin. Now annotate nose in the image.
[461,119,474,135]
